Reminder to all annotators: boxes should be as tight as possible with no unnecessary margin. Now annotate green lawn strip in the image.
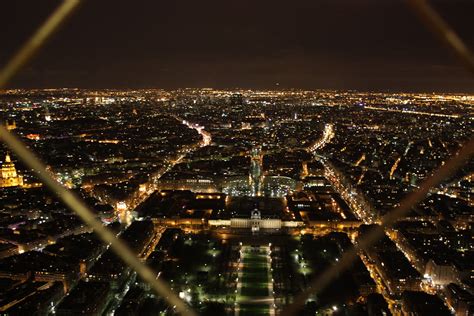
[243,261,267,267]
[239,304,269,316]
[243,257,266,262]
[242,266,268,273]
[241,288,269,297]
[243,266,268,272]
[244,256,267,260]
[239,247,272,303]
[242,274,269,284]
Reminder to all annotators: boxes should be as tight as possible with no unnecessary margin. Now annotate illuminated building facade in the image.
[4,120,16,131]
[0,154,24,188]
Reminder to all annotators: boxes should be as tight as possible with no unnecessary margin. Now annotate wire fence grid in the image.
[0,0,473,315]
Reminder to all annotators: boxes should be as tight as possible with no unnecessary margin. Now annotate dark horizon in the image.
[1,0,473,92]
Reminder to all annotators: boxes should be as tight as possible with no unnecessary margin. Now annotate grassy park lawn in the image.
[242,268,268,283]
[240,246,271,298]
[239,304,269,316]
[241,284,269,297]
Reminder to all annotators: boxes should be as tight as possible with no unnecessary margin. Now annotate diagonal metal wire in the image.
[282,2,474,314]
[406,0,474,74]
[0,0,82,88]
[0,126,197,316]
[0,0,472,315]
[283,138,474,315]
[0,1,195,314]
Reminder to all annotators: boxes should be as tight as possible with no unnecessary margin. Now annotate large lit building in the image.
[4,120,16,131]
[0,154,24,188]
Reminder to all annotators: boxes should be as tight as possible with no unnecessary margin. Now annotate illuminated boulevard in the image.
[0,89,469,315]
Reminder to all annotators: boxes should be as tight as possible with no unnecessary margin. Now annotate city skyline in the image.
[0,88,472,314]
[0,1,473,315]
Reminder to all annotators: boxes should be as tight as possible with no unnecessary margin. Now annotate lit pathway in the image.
[235,245,275,316]
[123,117,212,213]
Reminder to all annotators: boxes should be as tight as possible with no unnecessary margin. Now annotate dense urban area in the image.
[0,88,472,315]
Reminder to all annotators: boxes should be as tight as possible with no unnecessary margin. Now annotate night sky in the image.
[1,0,473,92]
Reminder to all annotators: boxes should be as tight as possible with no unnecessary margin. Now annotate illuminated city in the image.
[0,88,472,315]
[0,0,473,315]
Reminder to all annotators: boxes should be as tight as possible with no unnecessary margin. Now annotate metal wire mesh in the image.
[0,0,81,88]
[406,0,474,74]
[0,0,472,315]
[282,137,474,315]
[0,1,195,314]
